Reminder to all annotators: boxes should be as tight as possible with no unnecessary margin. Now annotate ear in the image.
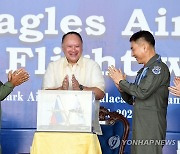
[143,42,148,52]
[61,44,65,52]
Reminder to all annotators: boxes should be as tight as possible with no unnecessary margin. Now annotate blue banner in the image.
[0,0,180,153]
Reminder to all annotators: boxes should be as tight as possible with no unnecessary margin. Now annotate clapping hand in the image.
[72,74,80,90]
[168,77,180,97]
[108,65,126,92]
[61,75,69,90]
[108,65,126,84]
[8,68,29,87]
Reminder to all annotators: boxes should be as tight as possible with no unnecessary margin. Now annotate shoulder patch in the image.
[152,66,161,74]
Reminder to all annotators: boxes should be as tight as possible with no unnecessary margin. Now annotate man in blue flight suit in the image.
[108,30,170,154]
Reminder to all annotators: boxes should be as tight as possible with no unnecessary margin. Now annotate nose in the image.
[72,46,75,51]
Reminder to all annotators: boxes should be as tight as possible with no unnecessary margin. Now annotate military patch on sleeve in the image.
[152,66,161,74]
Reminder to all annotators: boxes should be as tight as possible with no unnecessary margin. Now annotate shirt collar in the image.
[144,54,161,67]
[63,56,83,67]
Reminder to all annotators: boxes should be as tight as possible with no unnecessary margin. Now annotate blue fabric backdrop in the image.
[0,0,180,153]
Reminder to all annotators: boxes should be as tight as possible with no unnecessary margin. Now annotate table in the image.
[31,132,102,154]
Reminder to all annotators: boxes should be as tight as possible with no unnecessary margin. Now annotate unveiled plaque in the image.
[37,90,94,132]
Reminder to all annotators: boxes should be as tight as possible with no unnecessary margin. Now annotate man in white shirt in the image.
[42,31,105,134]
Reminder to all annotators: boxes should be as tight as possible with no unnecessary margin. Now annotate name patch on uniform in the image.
[152,66,161,74]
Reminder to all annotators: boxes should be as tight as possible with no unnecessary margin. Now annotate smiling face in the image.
[62,34,83,65]
[129,31,156,65]
[131,40,147,65]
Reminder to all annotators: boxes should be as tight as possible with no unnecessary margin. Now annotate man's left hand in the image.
[72,74,80,90]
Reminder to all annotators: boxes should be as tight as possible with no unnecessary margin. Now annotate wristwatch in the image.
[79,84,84,90]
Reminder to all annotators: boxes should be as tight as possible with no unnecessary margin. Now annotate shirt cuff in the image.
[119,79,124,85]
[4,81,14,88]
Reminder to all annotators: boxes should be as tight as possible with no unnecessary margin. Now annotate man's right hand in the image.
[61,75,69,90]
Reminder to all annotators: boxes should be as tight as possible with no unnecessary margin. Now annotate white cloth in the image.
[42,56,105,135]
